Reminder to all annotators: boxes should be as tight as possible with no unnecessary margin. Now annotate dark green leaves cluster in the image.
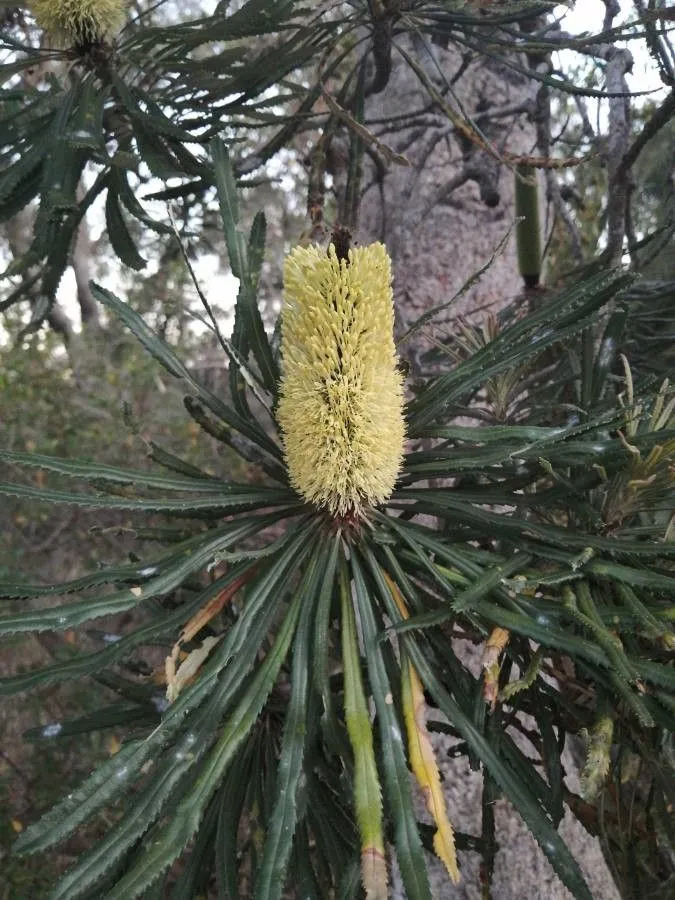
[1,3,674,897]
[0,1,332,319]
[1,146,673,898]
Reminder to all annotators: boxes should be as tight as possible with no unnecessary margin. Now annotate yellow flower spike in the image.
[384,573,461,884]
[28,0,126,44]
[277,242,405,518]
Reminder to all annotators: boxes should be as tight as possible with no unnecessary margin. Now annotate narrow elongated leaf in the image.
[340,559,388,900]
[0,448,222,491]
[241,211,279,393]
[312,534,345,755]
[102,576,305,900]
[14,738,145,856]
[170,793,219,900]
[0,480,292,513]
[0,517,270,634]
[255,543,331,899]
[111,166,173,234]
[211,139,244,276]
[23,702,154,740]
[64,75,107,150]
[215,743,254,899]
[370,566,595,900]
[0,143,45,204]
[213,139,278,395]
[350,552,433,900]
[388,573,459,882]
[391,489,673,557]
[105,185,146,270]
[90,282,283,459]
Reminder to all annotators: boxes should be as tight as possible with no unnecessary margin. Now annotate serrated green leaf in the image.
[101,570,305,900]
[170,793,219,900]
[0,143,45,204]
[0,448,222,492]
[0,479,293,513]
[0,516,275,634]
[215,743,254,899]
[23,701,154,740]
[111,167,173,234]
[64,75,107,150]
[211,139,244,276]
[350,551,433,900]
[15,738,146,855]
[255,543,328,899]
[105,184,146,270]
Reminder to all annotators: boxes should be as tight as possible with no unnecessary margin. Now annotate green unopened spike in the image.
[515,165,541,288]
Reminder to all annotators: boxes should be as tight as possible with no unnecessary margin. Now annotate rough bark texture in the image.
[357,36,533,345]
[356,37,620,900]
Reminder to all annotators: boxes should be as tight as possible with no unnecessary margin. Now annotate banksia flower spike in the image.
[29,0,126,44]
[277,241,405,518]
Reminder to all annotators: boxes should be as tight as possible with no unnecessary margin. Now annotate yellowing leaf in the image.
[384,571,460,884]
[166,635,221,703]
[164,572,253,702]
[402,659,460,884]
[481,627,510,711]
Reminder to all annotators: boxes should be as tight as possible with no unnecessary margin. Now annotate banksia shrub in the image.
[1,144,673,900]
[277,242,405,518]
[28,0,125,44]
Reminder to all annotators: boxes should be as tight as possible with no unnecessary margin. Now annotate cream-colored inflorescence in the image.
[29,0,126,43]
[277,242,406,517]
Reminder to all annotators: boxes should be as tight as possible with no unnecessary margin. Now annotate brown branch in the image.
[71,185,99,326]
[604,47,634,263]
[367,1,397,96]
